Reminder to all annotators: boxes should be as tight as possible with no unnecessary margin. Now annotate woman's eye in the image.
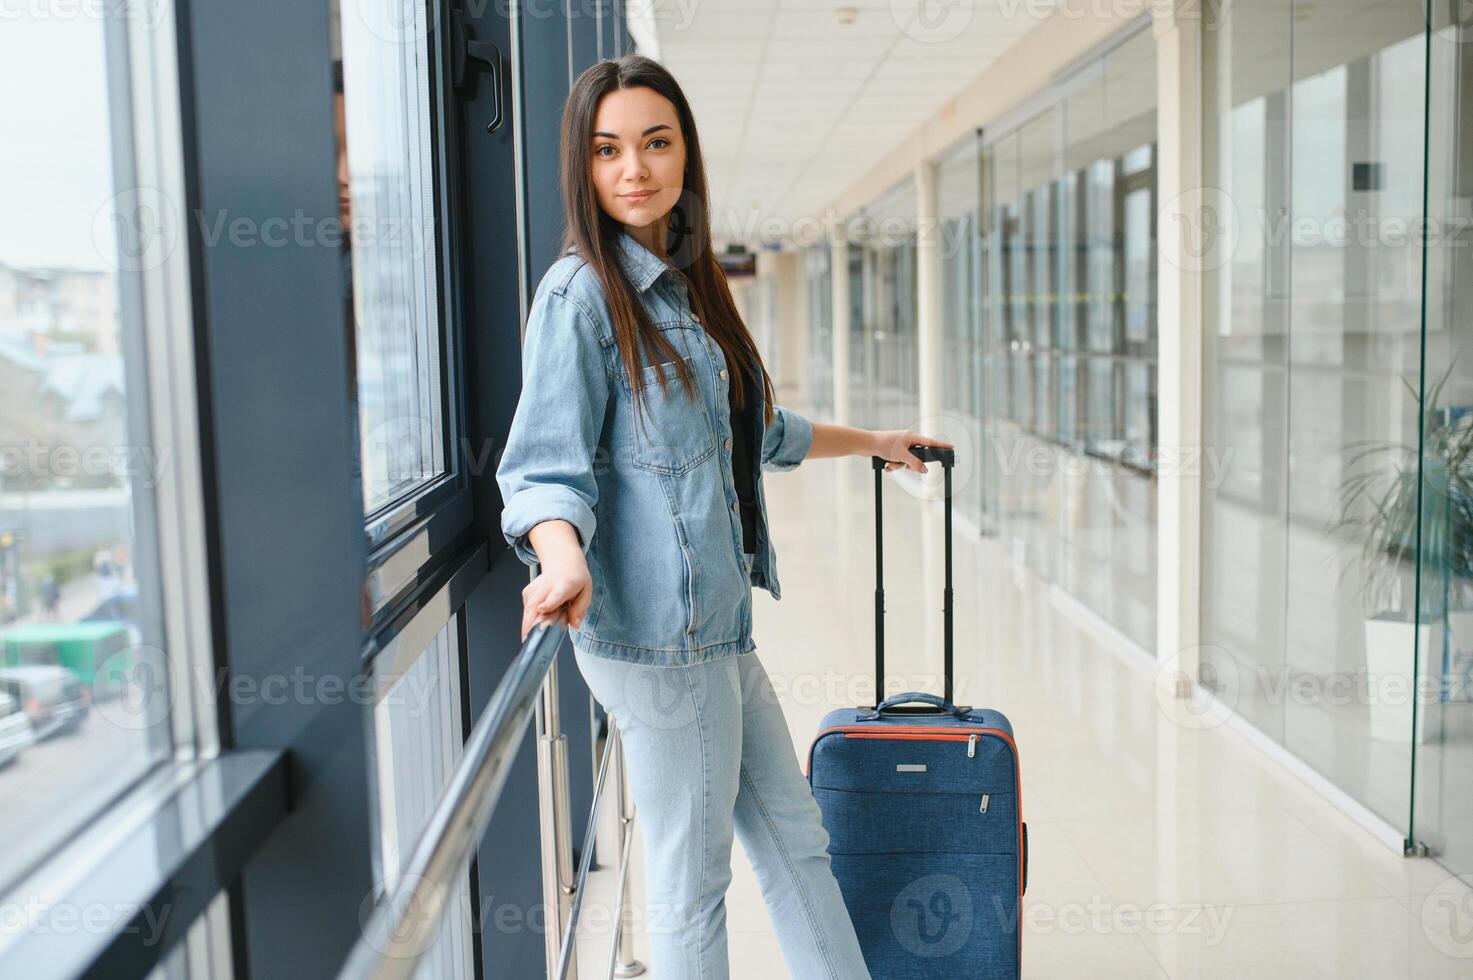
[594,138,668,157]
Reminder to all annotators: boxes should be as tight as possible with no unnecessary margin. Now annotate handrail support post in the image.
[537,660,579,980]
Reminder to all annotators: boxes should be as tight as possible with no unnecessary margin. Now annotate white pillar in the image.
[1153,14,1207,961]
[831,231,851,426]
[1153,4,1203,675]
[779,252,807,406]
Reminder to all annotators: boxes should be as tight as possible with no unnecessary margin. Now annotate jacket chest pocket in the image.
[620,354,715,476]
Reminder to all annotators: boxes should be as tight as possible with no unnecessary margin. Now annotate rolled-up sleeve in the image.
[496,290,610,568]
[760,404,814,472]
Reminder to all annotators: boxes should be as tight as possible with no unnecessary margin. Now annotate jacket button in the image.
[723,438,732,450]
[718,369,727,379]
[732,501,739,513]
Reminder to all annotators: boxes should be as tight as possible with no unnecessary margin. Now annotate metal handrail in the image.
[338,604,644,980]
[338,610,569,980]
[553,708,617,979]
[605,722,642,978]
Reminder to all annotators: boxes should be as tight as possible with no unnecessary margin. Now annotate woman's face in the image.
[589,86,686,241]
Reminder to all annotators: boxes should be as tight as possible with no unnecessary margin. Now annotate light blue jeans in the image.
[573,643,873,980]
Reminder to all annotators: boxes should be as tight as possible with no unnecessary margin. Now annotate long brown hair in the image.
[558,54,775,429]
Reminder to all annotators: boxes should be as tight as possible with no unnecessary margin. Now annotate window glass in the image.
[0,9,175,893]
[336,0,448,515]
[370,616,473,977]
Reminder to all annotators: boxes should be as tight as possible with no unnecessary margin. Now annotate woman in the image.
[496,54,953,979]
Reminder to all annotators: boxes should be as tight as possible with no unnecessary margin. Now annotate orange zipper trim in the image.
[844,732,975,740]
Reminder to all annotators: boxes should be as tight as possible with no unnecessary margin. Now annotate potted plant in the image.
[1333,362,1473,743]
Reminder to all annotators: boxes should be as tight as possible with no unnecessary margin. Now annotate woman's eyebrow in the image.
[592,123,672,140]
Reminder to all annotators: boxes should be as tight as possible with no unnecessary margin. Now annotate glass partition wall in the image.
[807,23,1162,651]
[937,140,986,533]
[847,179,920,430]
[932,24,1160,652]
[1414,2,1473,875]
[805,246,835,420]
[1199,0,1451,843]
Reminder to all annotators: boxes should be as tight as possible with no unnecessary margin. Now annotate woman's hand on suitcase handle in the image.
[867,429,954,473]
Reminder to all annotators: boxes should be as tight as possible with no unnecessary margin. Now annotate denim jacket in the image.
[496,230,815,667]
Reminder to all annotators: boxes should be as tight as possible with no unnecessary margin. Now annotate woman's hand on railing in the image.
[521,543,593,640]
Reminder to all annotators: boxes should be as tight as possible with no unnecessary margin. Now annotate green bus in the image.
[1,621,133,695]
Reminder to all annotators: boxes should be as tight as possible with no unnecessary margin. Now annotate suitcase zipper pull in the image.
[979,793,990,814]
[967,733,977,758]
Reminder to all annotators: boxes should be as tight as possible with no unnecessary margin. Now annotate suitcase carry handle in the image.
[878,445,954,466]
[869,445,955,707]
[858,692,972,722]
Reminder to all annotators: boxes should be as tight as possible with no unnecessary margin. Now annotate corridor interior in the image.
[571,433,1473,979]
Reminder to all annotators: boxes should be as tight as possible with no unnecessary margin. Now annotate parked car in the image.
[0,666,88,740]
[1,621,133,698]
[0,690,34,766]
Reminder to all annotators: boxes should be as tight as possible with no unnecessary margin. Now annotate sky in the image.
[1,13,116,271]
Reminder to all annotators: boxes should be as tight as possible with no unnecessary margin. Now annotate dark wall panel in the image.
[175,0,373,976]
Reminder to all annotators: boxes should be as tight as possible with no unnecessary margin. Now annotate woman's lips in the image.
[623,190,656,202]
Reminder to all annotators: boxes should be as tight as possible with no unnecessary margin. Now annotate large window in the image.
[0,6,188,896]
[335,0,477,630]
[338,0,455,526]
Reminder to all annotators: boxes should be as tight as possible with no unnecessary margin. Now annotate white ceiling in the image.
[650,0,1057,249]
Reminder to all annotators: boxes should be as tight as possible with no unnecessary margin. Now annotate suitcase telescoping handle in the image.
[870,444,955,709]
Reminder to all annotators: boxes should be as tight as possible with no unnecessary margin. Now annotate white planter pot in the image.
[1363,615,1441,744]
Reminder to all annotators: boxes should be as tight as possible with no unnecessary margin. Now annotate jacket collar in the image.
[564,230,670,294]
[614,230,672,293]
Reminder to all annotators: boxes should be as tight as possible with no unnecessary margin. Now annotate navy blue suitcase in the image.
[806,447,1026,979]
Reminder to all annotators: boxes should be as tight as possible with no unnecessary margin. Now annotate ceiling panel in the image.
[650,0,1053,247]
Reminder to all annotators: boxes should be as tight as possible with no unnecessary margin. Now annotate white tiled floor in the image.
[572,457,1473,979]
